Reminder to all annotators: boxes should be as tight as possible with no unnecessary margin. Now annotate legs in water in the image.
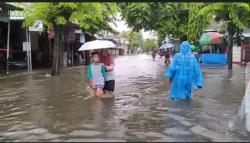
[103,80,115,96]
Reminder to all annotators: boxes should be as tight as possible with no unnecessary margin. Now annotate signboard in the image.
[75,30,82,34]
[29,20,43,32]
[10,10,25,20]
[23,42,31,51]
[80,33,85,44]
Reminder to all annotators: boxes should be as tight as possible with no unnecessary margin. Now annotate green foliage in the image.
[127,31,143,53]
[120,31,130,39]
[23,2,119,34]
[120,2,250,45]
[119,3,151,31]
[187,3,213,42]
[211,3,250,33]
[119,3,188,44]
[143,38,158,52]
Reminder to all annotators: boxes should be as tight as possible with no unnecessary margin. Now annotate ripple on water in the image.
[105,131,127,139]
[68,130,103,137]
[133,131,175,141]
[3,127,62,141]
[1,111,27,118]
[80,123,95,129]
[65,138,125,142]
[167,114,193,127]
[8,123,35,131]
[164,127,192,136]
[4,128,48,137]
[190,125,240,142]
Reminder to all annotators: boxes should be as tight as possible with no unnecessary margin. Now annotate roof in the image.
[1,3,24,11]
[6,2,25,10]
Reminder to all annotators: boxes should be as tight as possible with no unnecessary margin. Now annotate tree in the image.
[120,31,130,39]
[119,3,188,45]
[24,2,118,75]
[126,31,143,54]
[186,3,213,42]
[143,38,158,53]
[198,3,250,69]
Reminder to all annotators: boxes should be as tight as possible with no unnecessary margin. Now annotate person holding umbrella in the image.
[78,40,117,97]
[100,49,116,96]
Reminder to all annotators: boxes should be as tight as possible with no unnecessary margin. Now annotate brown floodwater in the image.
[0,54,249,142]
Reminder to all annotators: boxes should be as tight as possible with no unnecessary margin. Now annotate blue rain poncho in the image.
[165,41,203,100]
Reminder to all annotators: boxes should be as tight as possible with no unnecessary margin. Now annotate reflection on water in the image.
[0,54,249,141]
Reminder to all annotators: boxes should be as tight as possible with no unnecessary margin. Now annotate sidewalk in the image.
[0,70,35,79]
[245,63,250,132]
[0,65,86,80]
[233,62,250,132]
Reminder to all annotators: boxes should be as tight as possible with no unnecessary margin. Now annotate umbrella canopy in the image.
[199,32,223,45]
[78,40,117,51]
[159,42,174,49]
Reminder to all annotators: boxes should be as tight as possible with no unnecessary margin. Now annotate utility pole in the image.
[6,10,10,75]
[29,31,32,71]
[227,22,233,69]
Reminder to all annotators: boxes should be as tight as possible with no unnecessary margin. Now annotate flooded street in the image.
[0,54,249,142]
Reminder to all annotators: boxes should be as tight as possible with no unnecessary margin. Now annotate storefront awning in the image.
[5,2,24,10]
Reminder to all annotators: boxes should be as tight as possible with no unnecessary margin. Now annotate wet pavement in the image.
[0,54,249,142]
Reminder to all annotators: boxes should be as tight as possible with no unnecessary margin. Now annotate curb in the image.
[245,83,250,132]
[233,62,250,132]
[245,63,250,132]
[0,71,34,79]
[0,65,86,80]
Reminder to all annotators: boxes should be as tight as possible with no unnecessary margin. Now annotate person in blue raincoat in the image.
[164,41,203,100]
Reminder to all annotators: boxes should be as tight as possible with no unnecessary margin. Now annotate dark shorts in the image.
[103,80,115,92]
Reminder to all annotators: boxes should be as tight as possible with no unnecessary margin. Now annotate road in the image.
[0,54,249,142]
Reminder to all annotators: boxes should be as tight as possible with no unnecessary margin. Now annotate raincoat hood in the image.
[180,41,191,55]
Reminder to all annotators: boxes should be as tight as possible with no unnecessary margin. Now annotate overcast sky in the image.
[113,14,157,39]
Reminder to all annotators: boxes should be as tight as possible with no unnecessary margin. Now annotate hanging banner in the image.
[29,20,43,32]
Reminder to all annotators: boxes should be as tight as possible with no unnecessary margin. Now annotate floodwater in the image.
[0,54,249,142]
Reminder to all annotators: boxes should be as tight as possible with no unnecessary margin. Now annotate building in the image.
[240,28,250,63]
[0,2,27,73]
[96,30,125,56]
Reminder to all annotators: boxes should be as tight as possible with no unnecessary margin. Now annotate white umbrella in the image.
[78,40,117,51]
